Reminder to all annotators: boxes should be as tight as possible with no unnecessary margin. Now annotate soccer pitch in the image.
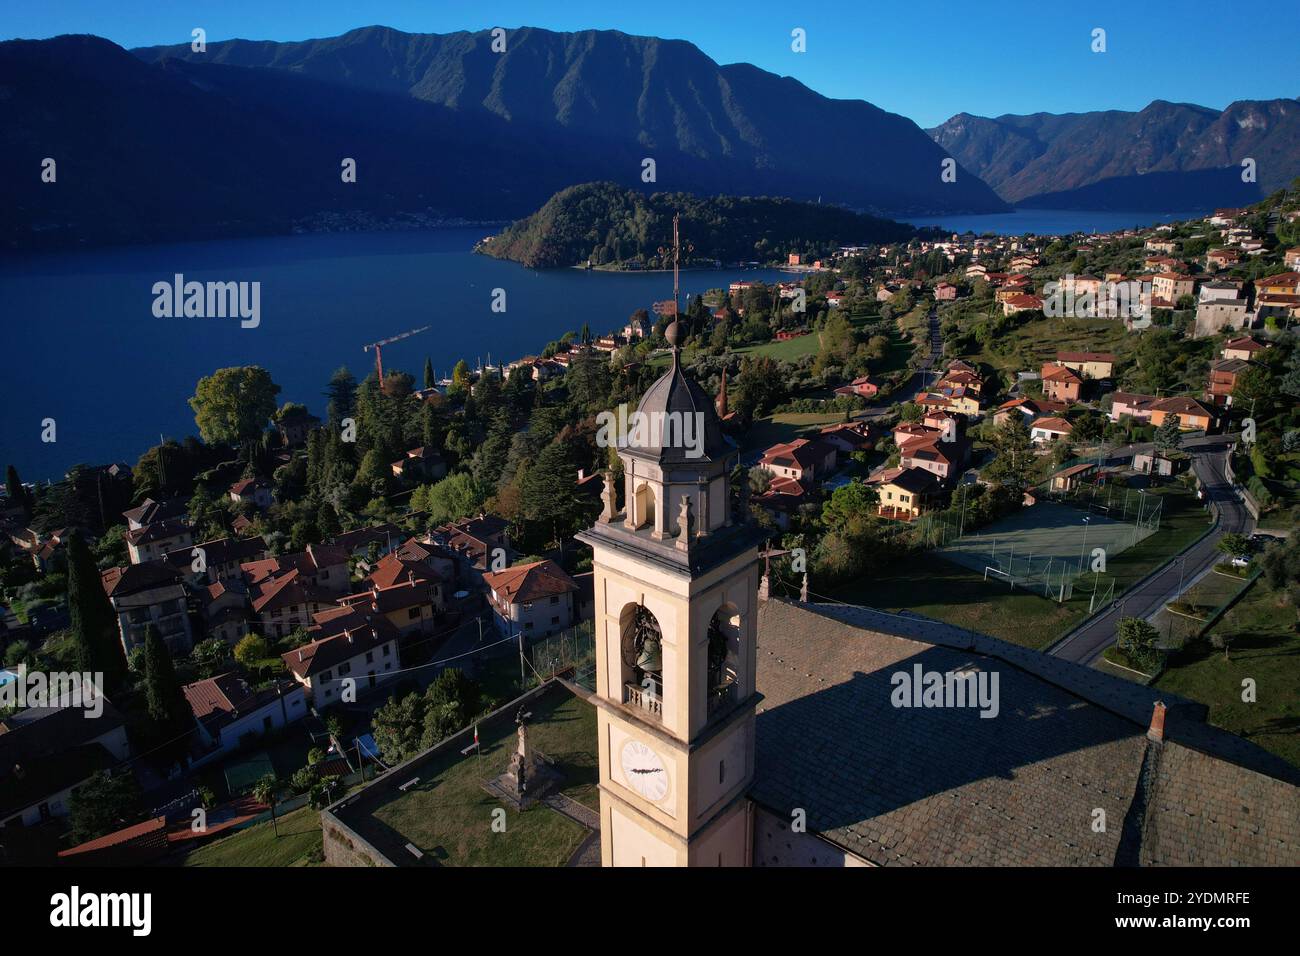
[937,500,1157,598]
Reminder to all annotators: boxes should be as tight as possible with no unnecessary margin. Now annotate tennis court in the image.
[224,751,275,795]
[937,500,1157,600]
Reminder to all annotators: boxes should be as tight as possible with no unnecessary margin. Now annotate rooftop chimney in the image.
[1147,700,1167,742]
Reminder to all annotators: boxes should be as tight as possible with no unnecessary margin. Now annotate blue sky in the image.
[5,0,1297,128]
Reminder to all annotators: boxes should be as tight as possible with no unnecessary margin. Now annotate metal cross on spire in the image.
[657,212,694,318]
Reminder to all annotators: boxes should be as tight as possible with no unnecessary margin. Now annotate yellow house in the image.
[1055,351,1115,380]
[868,467,941,519]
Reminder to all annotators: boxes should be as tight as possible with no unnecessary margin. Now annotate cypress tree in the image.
[142,624,186,727]
[66,531,127,693]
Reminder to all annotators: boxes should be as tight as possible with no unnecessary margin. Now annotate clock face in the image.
[620,739,669,803]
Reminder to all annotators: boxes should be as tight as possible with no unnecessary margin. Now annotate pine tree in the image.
[1155,414,1183,454]
[66,531,127,693]
[325,366,358,429]
[142,624,185,727]
[423,357,435,390]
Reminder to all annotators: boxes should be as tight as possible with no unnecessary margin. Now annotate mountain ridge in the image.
[928,98,1300,210]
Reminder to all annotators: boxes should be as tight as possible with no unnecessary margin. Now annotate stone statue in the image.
[508,707,531,794]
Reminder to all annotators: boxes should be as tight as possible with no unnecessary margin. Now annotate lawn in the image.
[181,805,323,867]
[832,483,1213,651]
[1156,578,1300,770]
[363,688,599,865]
[733,331,823,362]
[741,410,851,455]
[1153,568,1253,648]
[957,316,1130,378]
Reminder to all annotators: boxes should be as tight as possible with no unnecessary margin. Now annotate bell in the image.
[636,635,662,674]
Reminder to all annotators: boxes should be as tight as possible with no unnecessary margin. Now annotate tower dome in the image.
[626,320,731,464]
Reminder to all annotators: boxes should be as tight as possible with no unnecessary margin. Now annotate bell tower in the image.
[577,321,766,867]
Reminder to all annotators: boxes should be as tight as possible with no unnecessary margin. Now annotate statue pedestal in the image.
[482,750,563,811]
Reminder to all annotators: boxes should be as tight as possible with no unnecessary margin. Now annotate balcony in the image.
[623,681,662,720]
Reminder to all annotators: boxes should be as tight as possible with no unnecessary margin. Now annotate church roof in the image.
[751,599,1299,866]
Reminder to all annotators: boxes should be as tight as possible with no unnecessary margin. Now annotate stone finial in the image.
[600,469,616,522]
[675,495,693,552]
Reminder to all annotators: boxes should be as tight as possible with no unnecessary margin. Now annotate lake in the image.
[0,228,786,480]
[903,208,1210,236]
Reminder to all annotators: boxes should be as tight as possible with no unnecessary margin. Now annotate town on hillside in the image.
[3,184,1300,872]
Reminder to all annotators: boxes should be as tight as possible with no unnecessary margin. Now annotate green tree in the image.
[1154,414,1182,453]
[411,471,487,525]
[234,633,270,670]
[1230,365,1274,419]
[191,637,232,678]
[821,481,880,539]
[68,771,143,843]
[189,366,281,445]
[142,624,188,731]
[325,366,358,428]
[251,773,282,836]
[1216,533,1251,561]
[66,531,127,694]
[982,416,1034,494]
[1116,617,1160,672]
[423,357,435,390]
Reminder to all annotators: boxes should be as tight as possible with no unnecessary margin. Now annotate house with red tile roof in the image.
[182,673,306,765]
[101,560,194,655]
[125,518,192,565]
[868,467,941,520]
[247,568,338,641]
[833,375,880,399]
[1029,417,1073,445]
[338,575,445,637]
[1205,358,1252,407]
[1002,292,1043,315]
[1221,336,1268,361]
[1040,362,1083,403]
[164,534,267,585]
[992,396,1069,427]
[283,606,402,708]
[818,421,876,456]
[753,475,815,530]
[759,438,838,484]
[229,476,273,510]
[483,559,579,639]
[1055,351,1115,380]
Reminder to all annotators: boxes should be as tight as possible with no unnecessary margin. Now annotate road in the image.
[1047,436,1251,664]
[858,307,943,424]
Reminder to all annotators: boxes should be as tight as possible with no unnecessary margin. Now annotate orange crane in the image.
[363,326,430,387]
